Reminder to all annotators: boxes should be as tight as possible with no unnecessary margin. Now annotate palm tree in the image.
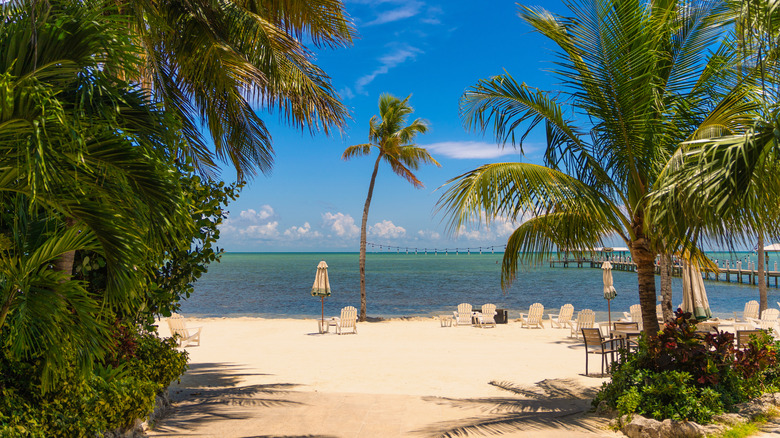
[342,94,438,321]
[437,0,732,337]
[116,0,356,179]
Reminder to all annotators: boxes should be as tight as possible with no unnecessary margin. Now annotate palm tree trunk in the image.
[758,232,767,313]
[53,217,77,279]
[659,252,674,324]
[632,235,660,337]
[358,154,383,322]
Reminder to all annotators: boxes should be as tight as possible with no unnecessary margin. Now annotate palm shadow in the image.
[153,362,303,434]
[415,378,608,437]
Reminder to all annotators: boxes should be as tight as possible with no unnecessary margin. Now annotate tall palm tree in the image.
[116,0,356,179]
[437,0,732,337]
[342,94,438,321]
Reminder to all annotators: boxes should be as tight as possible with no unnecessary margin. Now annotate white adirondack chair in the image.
[735,300,760,330]
[167,314,202,348]
[335,306,358,335]
[519,303,545,329]
[568,309,595,338]
[549,304,574,329]
[479,303,497,328]
[748,308,780,335]
[453,303,473,326]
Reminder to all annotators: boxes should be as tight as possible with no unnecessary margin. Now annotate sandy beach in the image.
[148,316,630,437]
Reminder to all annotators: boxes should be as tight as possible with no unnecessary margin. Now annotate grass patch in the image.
[710,410,779,438]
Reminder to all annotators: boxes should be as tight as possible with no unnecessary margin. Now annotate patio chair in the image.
[478,303,497,328]
[335,306,358,335]
[581,327,619,376]
[568,309,595,338]
[622,304,643,330]
[519,303,545,329]
[748,308,780,335]
[736,329,764,349]
[548,304,574,329]
[734,300,759,330]
[453,303,473,326]
[167,314,202,348]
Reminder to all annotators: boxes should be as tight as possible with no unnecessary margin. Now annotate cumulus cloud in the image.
[355,45,422,94]
[457,216,521,240]
[423,141,527,159]
[417,229,441,240]
[241,222,280,239]
[239,205,275,222]
[369,220,406,239]
[284,222,322,239]
[322,212,360,238]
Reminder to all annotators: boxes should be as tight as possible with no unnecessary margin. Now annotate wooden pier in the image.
[549,258,780,287]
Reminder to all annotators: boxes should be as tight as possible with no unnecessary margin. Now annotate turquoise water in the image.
[181,252,780,320]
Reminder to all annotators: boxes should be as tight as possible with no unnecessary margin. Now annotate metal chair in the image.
[581,327,619,376]
[736,329,763,349]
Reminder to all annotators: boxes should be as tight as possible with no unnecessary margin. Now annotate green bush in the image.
[594,309,780,423]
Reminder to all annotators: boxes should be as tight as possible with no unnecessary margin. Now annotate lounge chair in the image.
[623,304,642,330]
[519,303,545,329]
[453,303,473,326]
[167,313,202,348]
[748,308,779,335]
[548,304,574,329]
[736,329,764,349]
[734,300,759,330]
[479,303,497,328]
[335,306,358,335]
[581,327,619,376]
[568,309,595,338]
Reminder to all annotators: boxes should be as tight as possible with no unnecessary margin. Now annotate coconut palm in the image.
[343,94,438,321]
[116,0,356,179]
[437,0,733,336]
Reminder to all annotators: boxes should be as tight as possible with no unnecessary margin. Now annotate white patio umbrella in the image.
[602,261,618,327]
[311,260,331,333]
[681,260,712,320]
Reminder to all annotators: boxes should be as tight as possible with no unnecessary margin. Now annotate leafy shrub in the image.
[594,309,780,423]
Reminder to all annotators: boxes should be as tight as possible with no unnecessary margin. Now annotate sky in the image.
[216,0,584,252]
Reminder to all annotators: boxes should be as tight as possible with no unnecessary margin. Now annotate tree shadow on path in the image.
[415,378,611,437]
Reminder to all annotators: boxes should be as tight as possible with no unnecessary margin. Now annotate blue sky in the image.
[217,0,581,252]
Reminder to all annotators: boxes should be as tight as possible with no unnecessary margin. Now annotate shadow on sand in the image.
[415,378,609,437]
[152,362,303,436]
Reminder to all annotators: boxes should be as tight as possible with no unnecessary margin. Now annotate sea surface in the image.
[181,252,780,320]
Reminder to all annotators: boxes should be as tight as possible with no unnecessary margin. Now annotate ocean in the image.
[181,252,780,320]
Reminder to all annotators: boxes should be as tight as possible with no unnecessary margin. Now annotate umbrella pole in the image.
[321,296,325,333]
[607,299,612,328]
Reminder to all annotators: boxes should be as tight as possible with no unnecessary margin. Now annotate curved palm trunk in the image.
[659,252,674,324]
[358,154,383,322]
[53,217,77,278]
[632,232,661,337]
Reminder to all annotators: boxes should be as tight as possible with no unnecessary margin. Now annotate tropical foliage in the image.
[438,0,740,336]
[595,310,780,423]
[343,93,438,321]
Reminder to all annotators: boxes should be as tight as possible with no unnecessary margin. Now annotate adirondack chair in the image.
[167,314,202,348]
[453,303,473,326]
[519,303,545,329]
[335,306,358,335]
[735,300,760,330]
[568,309,595,338]
[548,304,574,329]
[478,303,497,328]
[748,308,779,335]
[622,304,642,329]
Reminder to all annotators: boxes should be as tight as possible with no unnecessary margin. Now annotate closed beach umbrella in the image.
[311,261,331,332]
[602,261,617,327]
[681,260,711,320]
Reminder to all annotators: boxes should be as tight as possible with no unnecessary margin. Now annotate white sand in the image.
[150,317,626,437]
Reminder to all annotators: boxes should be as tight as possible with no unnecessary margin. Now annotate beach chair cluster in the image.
[451,303,498,328]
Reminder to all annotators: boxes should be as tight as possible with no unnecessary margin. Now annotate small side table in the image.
[439,315,453,327]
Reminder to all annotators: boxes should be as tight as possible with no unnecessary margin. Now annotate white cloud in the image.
[284,222,322,239]
[338,86,355,100]
[417,229,441,240]
[355,46,422,94]
[457,216,520,240]
[241,222,280,239]
[239,205,275,222]
[322,212,360,238]
[423,141,526,159]
[363,1,423,26]
[369,220,406,239]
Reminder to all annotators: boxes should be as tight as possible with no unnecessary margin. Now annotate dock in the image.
[549,258,780,287]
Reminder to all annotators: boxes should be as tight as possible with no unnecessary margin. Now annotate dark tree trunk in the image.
[659,252,674,324]
[53,216,77,279]
[632,232,660,337]
[358,154,383,322]
[758,232,767,313]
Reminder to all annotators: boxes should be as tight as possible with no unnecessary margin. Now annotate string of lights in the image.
[365,242,506,255]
